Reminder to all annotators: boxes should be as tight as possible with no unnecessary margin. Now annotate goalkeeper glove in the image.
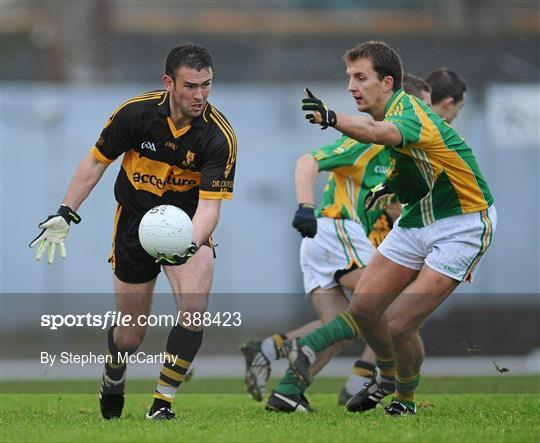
[301,88,337,130]
[365,182,395,213]
[29,205,81,264]
[292,203,317,238]
[156,241,199,266]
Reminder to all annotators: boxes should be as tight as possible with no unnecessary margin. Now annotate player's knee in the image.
[115,328,145,352]
[349,298,378,323]
[388,318,418,344]
[177,298,208,331]
[180,298,208,317]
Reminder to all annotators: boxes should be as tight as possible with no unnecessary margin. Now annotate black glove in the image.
[155,241,199,266]
[301,88,337,130]
[292,203,317,238]
[365,183,395,213]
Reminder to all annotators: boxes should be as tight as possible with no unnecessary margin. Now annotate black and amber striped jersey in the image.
[90,90,237,218]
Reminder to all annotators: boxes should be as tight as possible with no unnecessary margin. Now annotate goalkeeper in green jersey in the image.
[282,41,496,416]
[241,76,433,412]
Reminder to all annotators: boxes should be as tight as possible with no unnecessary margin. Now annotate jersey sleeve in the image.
[90,104,133,164]
[199,126,237,200]
[311,136,370,171]
[384,95,425,148]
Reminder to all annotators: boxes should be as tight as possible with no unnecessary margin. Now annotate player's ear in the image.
[163,74,175,92]
[441,96,454,109]
[382,75,394,93]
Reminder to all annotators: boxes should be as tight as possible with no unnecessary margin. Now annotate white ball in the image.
[138,205,193,259]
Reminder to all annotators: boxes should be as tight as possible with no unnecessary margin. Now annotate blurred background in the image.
[1,1,539,382]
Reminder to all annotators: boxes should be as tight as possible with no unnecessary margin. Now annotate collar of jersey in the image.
[167,117,191,138]
[157,91,209,128]
[383,88,406,117]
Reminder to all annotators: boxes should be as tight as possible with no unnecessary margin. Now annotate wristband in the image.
[58,205,82,224]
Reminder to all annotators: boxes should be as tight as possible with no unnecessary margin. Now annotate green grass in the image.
[1,377,539,442]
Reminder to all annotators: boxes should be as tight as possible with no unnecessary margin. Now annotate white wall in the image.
[2,83,539,302]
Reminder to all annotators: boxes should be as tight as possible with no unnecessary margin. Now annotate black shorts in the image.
[109,204,214,284]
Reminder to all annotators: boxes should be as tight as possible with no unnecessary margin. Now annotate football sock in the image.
[261,334,286,362]
[274,368,303,396]
[151,325,203,409]
[395,372,420,407]
[104,326,133,382]
[298,310,361,353]
[344,359,376,394]
[375,356,395,383]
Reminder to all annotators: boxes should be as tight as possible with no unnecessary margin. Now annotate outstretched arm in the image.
[301,88,403,146]
[30,152,109,264]
[334,113,403,147]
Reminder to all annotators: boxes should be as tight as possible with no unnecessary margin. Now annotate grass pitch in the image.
[1,376,539,442]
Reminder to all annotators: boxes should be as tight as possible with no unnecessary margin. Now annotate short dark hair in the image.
[425,68,466,105]
[403,74,431,99]
[165,43,213,78]
[344,41,403,91]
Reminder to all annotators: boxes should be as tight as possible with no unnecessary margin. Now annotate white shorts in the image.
[378,206,497,282]
[300,217,375,294]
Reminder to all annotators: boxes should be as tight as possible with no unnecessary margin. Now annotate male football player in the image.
[30,43,237,420]
[283,41,495,416]
[241,75,433,412]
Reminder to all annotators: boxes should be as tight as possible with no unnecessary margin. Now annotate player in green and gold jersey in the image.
[241,76,433,412]
[281,41,496,416]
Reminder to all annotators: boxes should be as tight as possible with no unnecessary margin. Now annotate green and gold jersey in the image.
[384,88,493,228]
[312,136,391,234]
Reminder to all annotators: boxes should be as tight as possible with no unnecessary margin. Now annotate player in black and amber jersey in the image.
[92,87,235,220]
[30,43,237,420]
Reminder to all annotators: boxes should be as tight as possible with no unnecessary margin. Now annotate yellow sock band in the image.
[395,390,415,402]
[352,366,376,378]
[339,310,362,338]
[376,357,395,378]
[395,372,420,401]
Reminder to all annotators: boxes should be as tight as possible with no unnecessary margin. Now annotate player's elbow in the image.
[296,153,315,166]
[363,120,379,143]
